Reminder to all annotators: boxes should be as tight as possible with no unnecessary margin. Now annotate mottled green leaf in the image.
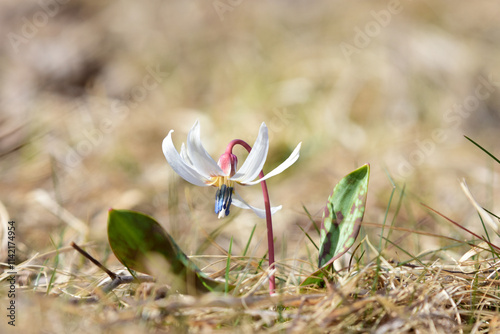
[107,209,227,293]
[318,164,370,268]
[301,164,370,288]
[300,265,332,288]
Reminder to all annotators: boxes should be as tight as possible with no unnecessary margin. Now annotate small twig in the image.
[100,274,155,294]
[71,242,117,280]
[70,242,155,303]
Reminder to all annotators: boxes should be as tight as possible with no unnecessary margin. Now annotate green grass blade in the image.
[464,135,500,165]
[242,225,256,257]
[302,205,320,236]
[47,237,60,295]
[382,237,425,267]
[297,224,319,251]
[33,259,49,292]
[386,184,406,249]
[482,207,500,220]
[380,168,396,252]
[225,236,233,295]
[196,214,236,254]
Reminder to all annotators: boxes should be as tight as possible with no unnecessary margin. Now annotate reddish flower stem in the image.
[226,139,276,294]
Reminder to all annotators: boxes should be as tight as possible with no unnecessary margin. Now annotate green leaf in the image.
[300,265,332,288]
[318,164,370,268]
[107,209,228,294]
[300,164,370,288]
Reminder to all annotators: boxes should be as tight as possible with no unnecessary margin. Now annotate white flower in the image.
[162,120,301,219]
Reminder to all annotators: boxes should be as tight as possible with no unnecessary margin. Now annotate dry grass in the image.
[1,0,500,333]
[5,247,500,333]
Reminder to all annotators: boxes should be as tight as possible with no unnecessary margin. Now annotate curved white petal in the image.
[232,191,282,218]
[231,123,269,183]
[180,143,193,166]
[187,120,224,178]
[162,130,210,187]
[241,142,301,186]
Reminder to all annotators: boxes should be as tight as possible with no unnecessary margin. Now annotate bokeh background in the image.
[1,0,500,331]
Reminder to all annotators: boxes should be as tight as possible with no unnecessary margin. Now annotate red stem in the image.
[226,140,276,294]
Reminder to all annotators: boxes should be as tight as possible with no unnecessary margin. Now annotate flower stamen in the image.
[215,183,233,218]
[212,153,238,218]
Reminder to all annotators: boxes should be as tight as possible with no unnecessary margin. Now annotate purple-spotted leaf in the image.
[107,209,227,293]
[301,164,370,288]
[318,164,369,268]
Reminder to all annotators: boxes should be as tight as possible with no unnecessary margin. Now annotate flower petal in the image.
[162,130,210,187]
[241,142,301,186]
[232,191,282,218]
[180,143,193,166]
[231,122,269,183]
[187,120,224,178]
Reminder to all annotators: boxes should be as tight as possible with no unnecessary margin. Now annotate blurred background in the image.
[1,0,500,288]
